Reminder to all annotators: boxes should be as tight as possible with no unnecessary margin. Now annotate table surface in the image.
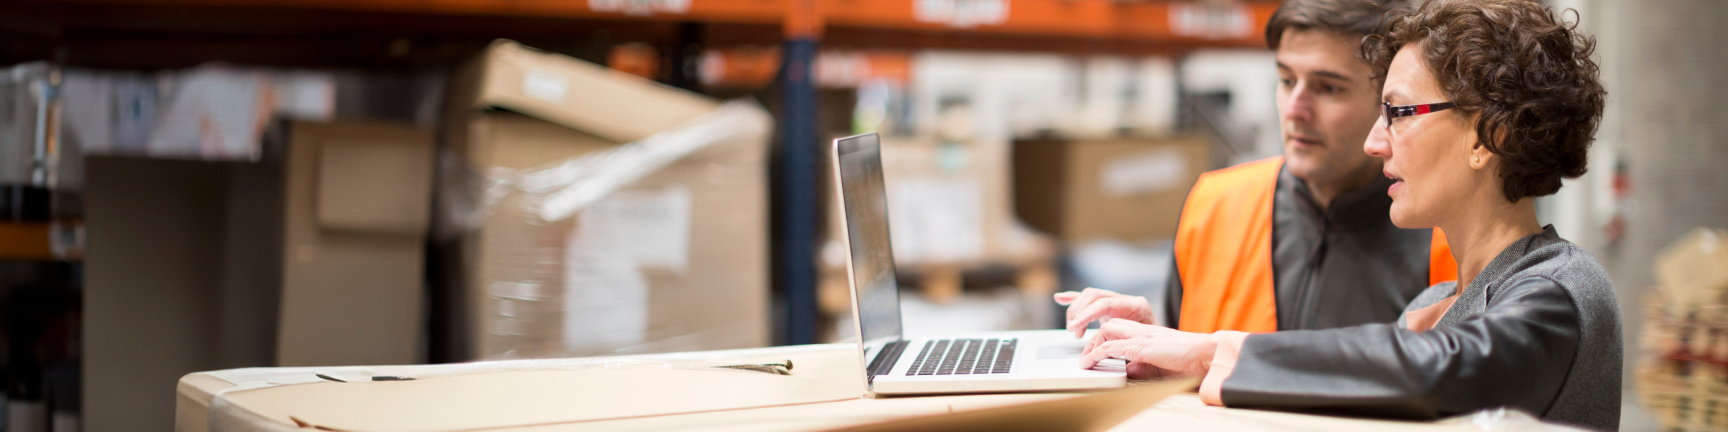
[176,343,1569,432]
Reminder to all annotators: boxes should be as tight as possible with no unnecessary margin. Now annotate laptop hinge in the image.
[866,340,910,383]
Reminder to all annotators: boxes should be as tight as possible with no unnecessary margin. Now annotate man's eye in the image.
[1279,78,1295,87]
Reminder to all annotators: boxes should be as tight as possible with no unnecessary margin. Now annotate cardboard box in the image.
[84,119,432,430]
[438,40,770,360]
[1013,135,1211,244]
[277,120,434,367]
[1655,227,1728,308]
[86,157,266,432]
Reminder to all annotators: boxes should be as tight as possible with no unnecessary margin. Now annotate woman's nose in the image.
[1364,117,1392,158]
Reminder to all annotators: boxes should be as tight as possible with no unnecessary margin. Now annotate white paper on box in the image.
[1101,149,1187,197]
[575,186,692,272]
[888,177,984,263]
[563,250,650,353]
[273,71,336,120]
[522,68,570,104]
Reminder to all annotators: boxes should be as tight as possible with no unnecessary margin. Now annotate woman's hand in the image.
[1054,288,1155,339]
[1079,319,1219,380]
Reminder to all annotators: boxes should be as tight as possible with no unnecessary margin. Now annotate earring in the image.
[1474,155,1480,164]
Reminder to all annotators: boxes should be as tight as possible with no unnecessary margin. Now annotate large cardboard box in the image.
[84,120,432,431]
[277,120,434,367]
[439,40,770,360]
[1013,135,1211,244]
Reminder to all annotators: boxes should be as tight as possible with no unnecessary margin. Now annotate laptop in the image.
[830,132,1128,396]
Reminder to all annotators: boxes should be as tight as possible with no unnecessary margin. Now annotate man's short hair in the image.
[1265,0,1409,50]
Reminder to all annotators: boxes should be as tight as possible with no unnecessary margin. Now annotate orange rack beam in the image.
[48,0,1277,46]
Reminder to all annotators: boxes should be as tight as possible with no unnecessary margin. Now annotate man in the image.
[1057,0,1455,336]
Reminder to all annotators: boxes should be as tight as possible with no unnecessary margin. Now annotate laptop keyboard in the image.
[905,338,1017,376]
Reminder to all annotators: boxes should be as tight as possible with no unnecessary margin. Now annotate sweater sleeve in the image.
[1218,276,1580,419]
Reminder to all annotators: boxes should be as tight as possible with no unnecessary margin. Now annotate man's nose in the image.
[1283,85,1314,124]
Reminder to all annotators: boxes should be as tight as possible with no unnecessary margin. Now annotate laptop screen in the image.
[834,133,904,346]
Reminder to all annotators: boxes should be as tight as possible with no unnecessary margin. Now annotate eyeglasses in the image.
[1381,101,1455,140]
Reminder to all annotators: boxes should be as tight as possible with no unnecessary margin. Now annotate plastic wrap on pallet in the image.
[441,100,772,360]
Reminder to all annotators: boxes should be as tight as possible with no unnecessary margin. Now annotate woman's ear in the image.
[1463,115,1498,171]
[1468,143,1494,170]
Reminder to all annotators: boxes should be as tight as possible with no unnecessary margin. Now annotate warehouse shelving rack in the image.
[2,0,1277,347]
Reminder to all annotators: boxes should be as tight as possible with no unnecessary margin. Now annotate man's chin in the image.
[1282,152,1324,179]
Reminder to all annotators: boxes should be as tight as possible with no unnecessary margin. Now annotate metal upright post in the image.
[780,0,821,345]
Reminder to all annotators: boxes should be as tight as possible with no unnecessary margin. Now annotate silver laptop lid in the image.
[831,133,906,371]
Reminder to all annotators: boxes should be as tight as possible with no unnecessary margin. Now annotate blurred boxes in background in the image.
[1636,227,1728,431]
[1012,135,1210,244]
[435,40,770,361]
[819,134,1058,315]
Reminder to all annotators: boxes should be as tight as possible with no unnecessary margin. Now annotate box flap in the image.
[317,137,435,233]
[464,40,720,144]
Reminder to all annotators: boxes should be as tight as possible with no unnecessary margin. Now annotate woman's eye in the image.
[1279,78,1295,88]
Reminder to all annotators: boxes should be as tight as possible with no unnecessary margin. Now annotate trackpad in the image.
[1036,343,1085,360]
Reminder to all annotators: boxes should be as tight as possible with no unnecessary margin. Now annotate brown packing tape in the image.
[823,378,1197,432]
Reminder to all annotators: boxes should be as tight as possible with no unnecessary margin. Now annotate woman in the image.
[1062,0,1620,429]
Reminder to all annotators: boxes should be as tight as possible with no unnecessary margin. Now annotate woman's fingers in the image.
[1096,318,1151,340]
[1068,298,1130,339]
[1078,340,1121,369]
[1081,318,1151,358]
[1052,291,1080,305]
[1063,291,1103,324]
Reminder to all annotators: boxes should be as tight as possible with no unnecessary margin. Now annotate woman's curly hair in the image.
[1362,0,1606,202]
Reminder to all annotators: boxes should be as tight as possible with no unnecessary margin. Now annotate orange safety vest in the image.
[1173,156,1456,334]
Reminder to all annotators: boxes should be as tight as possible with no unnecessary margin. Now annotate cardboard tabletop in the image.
[177,344,1570,432]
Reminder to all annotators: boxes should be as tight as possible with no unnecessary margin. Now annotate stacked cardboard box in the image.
[277,121,435,367]
[1011,134,1211,244]
[436,40,771,360]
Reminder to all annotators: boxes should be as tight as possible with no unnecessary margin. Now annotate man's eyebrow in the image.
[1273,62,1359,84]
[1309,69,1355,83]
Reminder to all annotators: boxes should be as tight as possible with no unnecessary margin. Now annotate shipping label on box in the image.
[1101,148,1188,197]
[573,186,692,272]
